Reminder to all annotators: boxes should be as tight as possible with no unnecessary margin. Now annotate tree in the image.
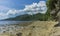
[46,0,60,21]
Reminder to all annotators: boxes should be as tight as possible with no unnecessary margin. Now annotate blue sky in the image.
[0,0,47,20]
[0,0,46,9]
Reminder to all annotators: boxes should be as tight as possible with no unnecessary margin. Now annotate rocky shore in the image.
[0,21,58,36]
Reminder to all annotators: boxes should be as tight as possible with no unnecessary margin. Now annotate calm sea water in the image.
[0,21,32,25]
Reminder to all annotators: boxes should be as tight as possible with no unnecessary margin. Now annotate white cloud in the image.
[0,13,9,20]
[6,1,47,15]
[7,9,18,15]
[0,6,10,20]
[0,1,47,20]
[23,1,47,14]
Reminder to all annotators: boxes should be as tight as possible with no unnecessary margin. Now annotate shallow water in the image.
[0,21,32,25]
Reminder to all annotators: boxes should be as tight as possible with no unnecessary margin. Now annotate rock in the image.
[16,33,22,36]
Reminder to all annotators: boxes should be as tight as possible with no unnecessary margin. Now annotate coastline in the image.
[0,21,58,36]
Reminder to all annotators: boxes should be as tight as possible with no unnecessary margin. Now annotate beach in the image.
[0,21,59,36]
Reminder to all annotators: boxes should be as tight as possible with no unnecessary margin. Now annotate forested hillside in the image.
[4,12,51,21]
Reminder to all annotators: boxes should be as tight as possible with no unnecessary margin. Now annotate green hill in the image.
[4,13,50,21]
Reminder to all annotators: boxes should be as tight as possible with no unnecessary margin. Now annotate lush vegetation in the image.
[4,12,51,21]
[46,0,58,21]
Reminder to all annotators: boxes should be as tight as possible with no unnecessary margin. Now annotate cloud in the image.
[0,13,9,20]
[7,1,47,15]
[7,9,18,15]
[0,1,47,20]
[0,6,10,20]
[22,1,47,14]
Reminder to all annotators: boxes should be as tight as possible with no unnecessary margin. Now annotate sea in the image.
[0,20,32,25]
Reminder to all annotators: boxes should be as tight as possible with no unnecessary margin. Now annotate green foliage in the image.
[47,0,57,10]
[4,13,50,21]
[46,0,58,20]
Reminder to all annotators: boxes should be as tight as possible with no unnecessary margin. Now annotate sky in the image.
[0,0,47,20]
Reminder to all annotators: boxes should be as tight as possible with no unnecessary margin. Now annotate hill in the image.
[4,13,49,21]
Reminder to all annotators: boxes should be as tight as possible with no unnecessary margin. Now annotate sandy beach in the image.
[0,21,59,36]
